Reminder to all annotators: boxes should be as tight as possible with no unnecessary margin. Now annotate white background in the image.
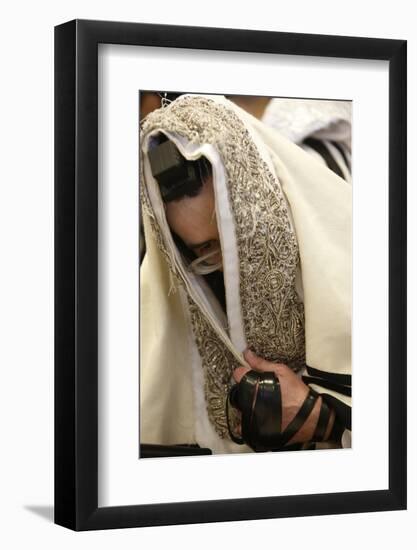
[99,46,389,505]
[0,1,415,548]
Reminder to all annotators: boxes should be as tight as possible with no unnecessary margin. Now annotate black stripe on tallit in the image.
[306,365,351,386]
[303,137,345,180]
[331,140,350,169]
[302,376,352,397]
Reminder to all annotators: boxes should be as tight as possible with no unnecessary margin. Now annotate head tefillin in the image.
[148,135,209,203]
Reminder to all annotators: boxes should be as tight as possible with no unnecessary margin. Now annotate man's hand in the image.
[232,349,335,445]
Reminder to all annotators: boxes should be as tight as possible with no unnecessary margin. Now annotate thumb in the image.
[233,366,251,383]
[243,348,275,372]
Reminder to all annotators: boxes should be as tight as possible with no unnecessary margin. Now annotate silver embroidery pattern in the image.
[188,299,240,438]
[141,96,305,438]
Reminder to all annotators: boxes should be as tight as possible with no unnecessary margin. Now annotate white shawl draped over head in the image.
[140,94,351,453]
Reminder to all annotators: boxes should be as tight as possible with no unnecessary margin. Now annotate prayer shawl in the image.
[140,95,352,453]
[262,98,352,183]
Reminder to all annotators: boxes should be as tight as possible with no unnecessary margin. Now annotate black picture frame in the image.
[55,19,407,531]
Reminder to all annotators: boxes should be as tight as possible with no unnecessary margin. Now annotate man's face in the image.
[165,175,222,269]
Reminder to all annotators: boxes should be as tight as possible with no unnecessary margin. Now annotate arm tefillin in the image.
[227,370,330,451]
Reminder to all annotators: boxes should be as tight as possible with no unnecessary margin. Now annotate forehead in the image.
[164,178,218,246]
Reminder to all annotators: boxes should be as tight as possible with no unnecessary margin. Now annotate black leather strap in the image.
[328,415,346,444]
[313,397,331,442]
[227,371,325,451]
[238,370,261,414]
[227,371,283,451]
[279,389,319,446]
[227,370,266,446]
[226,389,244,445]
[250,372,282,450]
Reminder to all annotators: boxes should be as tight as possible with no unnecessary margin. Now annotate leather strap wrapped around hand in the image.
[227,369,321,451]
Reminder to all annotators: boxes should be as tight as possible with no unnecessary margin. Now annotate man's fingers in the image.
[236,350,289,384]
[244,348,276,372]
[233,366,251,383]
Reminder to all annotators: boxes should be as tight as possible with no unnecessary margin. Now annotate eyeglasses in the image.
[187,247,223,275]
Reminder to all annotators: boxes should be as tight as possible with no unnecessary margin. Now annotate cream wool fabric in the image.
[140,213,195,445]
[247,115,352,377]
[140,95,351,451]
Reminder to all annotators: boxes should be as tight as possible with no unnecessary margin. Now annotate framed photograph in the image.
[55,19,406,530]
